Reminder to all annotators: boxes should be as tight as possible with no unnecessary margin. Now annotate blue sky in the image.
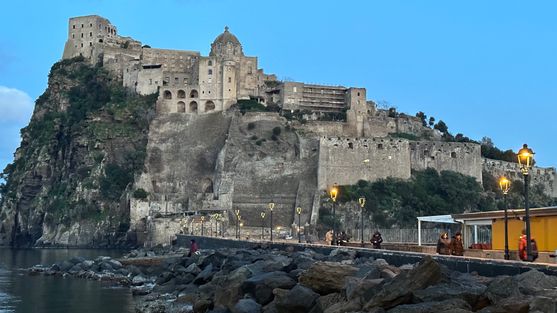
[0,0,556,171]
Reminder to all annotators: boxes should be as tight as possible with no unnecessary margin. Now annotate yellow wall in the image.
[492,216,557,252]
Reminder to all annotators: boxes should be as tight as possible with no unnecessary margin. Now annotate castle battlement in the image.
[320,136,408,151]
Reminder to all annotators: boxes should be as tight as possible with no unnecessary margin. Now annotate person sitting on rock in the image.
[436,232,451,255]
[188,239,199,257]
[370,231,383,249]
[450,232,464,256]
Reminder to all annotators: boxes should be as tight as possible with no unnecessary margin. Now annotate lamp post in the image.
[517,144,535,262]
[269,202,275,242]
[260,212,266,240]
[499,176,511,260]
[200,215,205,236]
[239,220,243,240]
[296,207,302,243]
[234,209,240,239]
[358,197,366,247]
[329,184,338,245]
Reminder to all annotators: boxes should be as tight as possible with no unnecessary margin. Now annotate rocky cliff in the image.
[0,57,156,247]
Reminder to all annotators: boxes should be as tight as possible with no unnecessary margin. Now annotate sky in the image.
[0,0,556,172]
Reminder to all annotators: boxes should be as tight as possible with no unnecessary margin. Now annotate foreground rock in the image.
[28,246,557,313]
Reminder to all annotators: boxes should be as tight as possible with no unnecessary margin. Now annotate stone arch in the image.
[177,101,186,113]
[205,101,216,112]
[189,101,198,113]
[163,90,172,99]
[177,90,186,99]
[190,89,198,98]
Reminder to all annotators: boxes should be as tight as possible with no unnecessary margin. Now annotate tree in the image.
[416,111,427,127]
[434,120,448,134]
[428,117,435,127]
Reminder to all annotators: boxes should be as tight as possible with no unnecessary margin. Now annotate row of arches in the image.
[163,89,198,100]
[176,101,216,113]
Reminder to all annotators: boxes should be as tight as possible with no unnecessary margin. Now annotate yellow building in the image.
[453,207,557,252]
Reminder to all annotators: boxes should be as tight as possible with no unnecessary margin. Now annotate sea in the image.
[0,248,135,313]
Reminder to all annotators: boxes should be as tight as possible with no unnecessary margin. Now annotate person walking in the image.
[518,229,539,262]
[370,231,383,249]
[436,232,451,255]
[450,232,464,256]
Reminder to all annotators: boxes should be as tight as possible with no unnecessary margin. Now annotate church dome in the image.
[210,26,243,57]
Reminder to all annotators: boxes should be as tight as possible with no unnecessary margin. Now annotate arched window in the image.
[205,101,216,112]
[177,90,186,99]
[190,90,198,98]
[163,90,172,99]
[177,101,185,113]
[208,69,213,75]
[189,101,198,113]
[208,60,213,66]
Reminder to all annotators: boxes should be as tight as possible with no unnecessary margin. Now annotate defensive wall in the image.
[176,235,557,277]
[483,159,557,197]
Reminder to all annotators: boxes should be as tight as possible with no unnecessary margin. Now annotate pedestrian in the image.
[187,239,199,257]
[518,229,539,262]
[436,232,451,255]
[338,231,349,246]
[370,231,383,249]
[325,229,333,245]
[450,232,464,256]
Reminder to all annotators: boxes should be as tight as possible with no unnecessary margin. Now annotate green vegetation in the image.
[237,99,267,113]
[133,188,148,200]
[282,109,347,122]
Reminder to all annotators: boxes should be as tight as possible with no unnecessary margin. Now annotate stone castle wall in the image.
[317,137,412,189]
[410,141,483,182]
[483,159,557,197]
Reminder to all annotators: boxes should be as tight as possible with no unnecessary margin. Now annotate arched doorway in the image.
[190,89,198,98]
[163,90,172,99]
[189,101,198,113]
[205,101,216,112]
[177,101,185,113]
[177,90,186,99]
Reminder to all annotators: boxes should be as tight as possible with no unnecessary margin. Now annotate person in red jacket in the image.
[188,239,199,257]
[518,229,539,262]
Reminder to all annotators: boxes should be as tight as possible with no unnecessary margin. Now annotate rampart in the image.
[410,141,483,182]
[317,137,411,189]
[483,159,557,197]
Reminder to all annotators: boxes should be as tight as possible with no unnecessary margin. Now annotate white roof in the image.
[417,214,458,224]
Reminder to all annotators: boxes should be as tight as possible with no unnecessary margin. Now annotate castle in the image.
[62,15,557,244]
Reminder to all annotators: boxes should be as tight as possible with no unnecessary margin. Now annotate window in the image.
[89,32,92,37]
[228,77,232,83]
[348,142,353,149]
[177,101,186,113]
[357,92,360,96]
[183,78,188,85]
[189,101,198,113]
[208,69,213,75]
[81,33,84,38]
[89,42,92,46]
[248,66,252,74]
[451,152,457,158]
[72,34,75,39]
[177,90,186,98]
[205,101,216,112]
[89,23,92,27]
[293,87,297,92]
[190,90,198,98]
[163,90,172,99]
[208,60,212,66]
[175,77,179,84]
[377,144,384,149]
[149,79,153,85]
[80,43,83,47]
[81,24,84,28]
[73,25,76,29]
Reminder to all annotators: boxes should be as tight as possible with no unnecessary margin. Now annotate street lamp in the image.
[234,209,240,239]
[499,176,511,260]
[296,207,302,243]
[517,144,535,261]
[239,220,243,239]
[201,215,205,236]
[268,202,275,242]
[260,212,266,240]
[329,184,338,245]
[358,197,366,247]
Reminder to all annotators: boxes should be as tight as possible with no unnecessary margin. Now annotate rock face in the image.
[0,57,156,247]
[299,261,358,295]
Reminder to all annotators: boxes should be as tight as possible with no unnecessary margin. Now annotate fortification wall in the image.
[317,137,412,189]
[483,159,557,197]
[409,141,482,182]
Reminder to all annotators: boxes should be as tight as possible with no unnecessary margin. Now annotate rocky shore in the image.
[29,245,557,313]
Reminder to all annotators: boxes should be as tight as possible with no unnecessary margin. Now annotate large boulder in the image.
[484,276,521,304]
[386,298,472,313]
[214,266,252,310]
[477,296,532,313]
[299,262,358,295]
[413,273,488,310]
[274,284,319,313]
[308,293,345,313]
[194,264,215,285]
[242,271,297,305]
[364,256,442,310]
[515,269,557,295]
[233,299,261,313]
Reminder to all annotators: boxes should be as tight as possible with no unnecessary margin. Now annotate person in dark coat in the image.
[187,239,199,257]
[370,231,383,249]
[450,232,464,256]
[436,232,451,255]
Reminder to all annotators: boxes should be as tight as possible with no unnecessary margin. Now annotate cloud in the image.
[0,86,34,124]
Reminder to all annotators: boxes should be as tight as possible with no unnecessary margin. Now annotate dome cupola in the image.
[210,26,243,58]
